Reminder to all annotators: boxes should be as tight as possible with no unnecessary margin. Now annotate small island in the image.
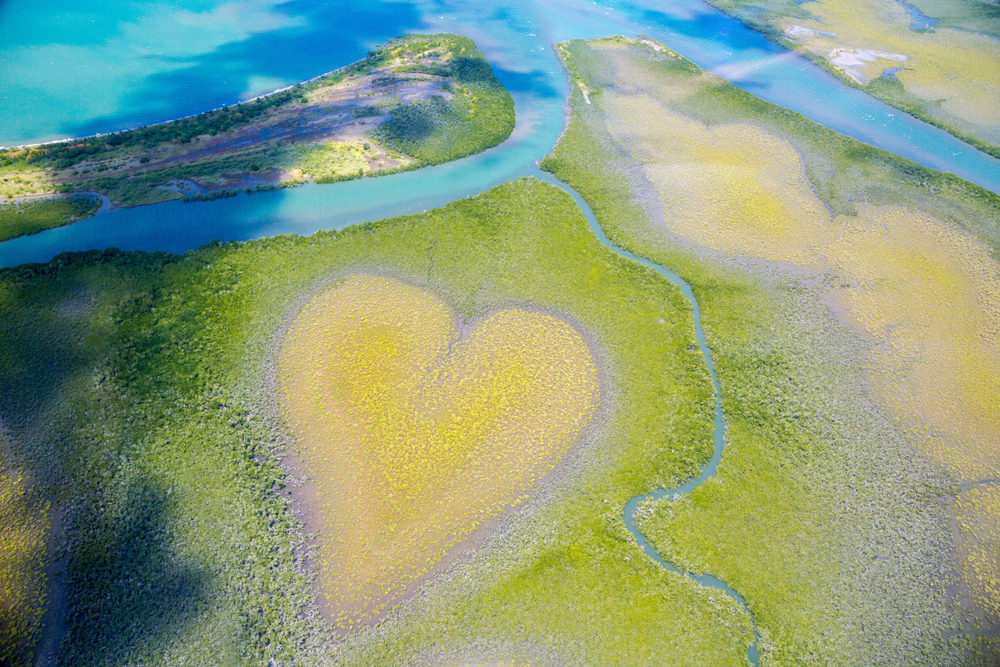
[0,34,514,243]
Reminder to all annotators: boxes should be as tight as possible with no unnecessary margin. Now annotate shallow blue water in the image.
[1,0,1000,268]
[899,0,938,30]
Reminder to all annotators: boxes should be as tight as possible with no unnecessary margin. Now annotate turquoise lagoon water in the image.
[1,0,999,267]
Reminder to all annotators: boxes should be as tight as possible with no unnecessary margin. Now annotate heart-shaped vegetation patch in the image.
[279,275,599,629]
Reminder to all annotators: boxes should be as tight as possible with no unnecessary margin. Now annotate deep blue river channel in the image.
[1,0,999,267]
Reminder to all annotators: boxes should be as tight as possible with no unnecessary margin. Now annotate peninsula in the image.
[0,34,514,242]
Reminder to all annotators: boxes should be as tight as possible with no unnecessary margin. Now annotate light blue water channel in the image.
[2,0,1000,268]
[536,170,760,665]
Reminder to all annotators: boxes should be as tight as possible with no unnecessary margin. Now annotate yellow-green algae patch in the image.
[280,275,598,628]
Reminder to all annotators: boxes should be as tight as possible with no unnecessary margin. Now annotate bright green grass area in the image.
[285,143,367,184]
[0,179,766,666]
[0,196,101,243]
[541,38,995,665]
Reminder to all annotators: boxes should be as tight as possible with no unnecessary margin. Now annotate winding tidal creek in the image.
[536,170,761,665]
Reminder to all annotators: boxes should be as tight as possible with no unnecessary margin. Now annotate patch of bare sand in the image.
[828,48,908,84]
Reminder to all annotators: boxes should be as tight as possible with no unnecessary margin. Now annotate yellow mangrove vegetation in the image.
[607,104,829,264]
[279,275,599,629]
[826,205,1000,479]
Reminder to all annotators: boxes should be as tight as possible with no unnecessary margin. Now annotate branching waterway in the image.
[535,169,761,664]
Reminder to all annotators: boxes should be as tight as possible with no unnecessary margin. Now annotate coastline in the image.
[0,33,515,243]
[1,51,369,152]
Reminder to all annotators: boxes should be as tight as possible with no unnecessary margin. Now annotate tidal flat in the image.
[0,33,514,243]
[543,36,1000,664]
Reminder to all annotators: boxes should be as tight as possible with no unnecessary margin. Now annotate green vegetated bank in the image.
[0,33,514,242]
[542,37,999,665]
[0,456,50,667]
[0,178,774,665]
[371,36,515,165]
[0,195,102,243]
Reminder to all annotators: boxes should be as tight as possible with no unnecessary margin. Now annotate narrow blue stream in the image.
[534,169,760,665]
